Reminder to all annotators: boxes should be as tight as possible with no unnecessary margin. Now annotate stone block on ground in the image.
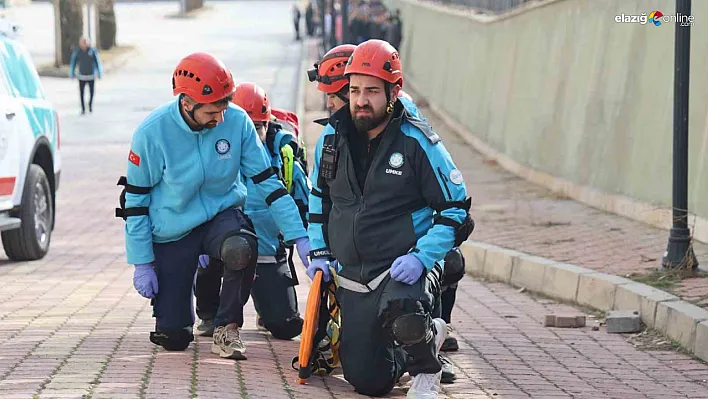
[544,314,586,328]
[544,315,555,327]
[613,282,680,329]
[575,315,586,327]
[555,316,579,328]
[606,310,643,333]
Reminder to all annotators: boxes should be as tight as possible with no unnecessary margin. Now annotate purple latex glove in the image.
[390,254,425,285]
[307,258,336,282]
[198,254,210,268]
[133,263,158,298]
[294,236,311,268]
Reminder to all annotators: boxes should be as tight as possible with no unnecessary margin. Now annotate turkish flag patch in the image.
[128,150,141,166]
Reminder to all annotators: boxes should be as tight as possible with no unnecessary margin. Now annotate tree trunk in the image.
[185,0,203,13]
[59,0,84,65]
[97,0,116,50]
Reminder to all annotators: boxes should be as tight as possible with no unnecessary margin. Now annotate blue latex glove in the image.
[294,236,311,268]
[133,263,158,298]
[198,254,210,269]
[307,258,335,282]
[390,254,425,285]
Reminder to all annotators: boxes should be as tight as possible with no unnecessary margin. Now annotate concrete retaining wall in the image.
[383,0,708,241]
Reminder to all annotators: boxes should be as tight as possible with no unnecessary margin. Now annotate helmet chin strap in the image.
[336,92,348,103]
[180,94,207,131]
[385,82,395,114]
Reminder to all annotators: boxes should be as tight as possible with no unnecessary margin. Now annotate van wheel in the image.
[2,164,54,261]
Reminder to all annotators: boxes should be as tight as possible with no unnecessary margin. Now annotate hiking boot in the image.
[407,318,446,398]
[441,336,459,352]
[212,325,247,360]
[441,324,458,352]
[194,319,215,337]
[439,354,456,384]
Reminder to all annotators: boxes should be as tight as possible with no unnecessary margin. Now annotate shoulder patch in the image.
[128,150,141,166]
[406,113,440,144]
[314,117,329,127]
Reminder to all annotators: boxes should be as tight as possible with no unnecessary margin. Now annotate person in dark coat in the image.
[68,37,103,115]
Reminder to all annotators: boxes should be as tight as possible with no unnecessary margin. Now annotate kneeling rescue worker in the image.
[307,42,465,386]
[306,40,474,398]
[117,52,311,358]
[194,82,311,342]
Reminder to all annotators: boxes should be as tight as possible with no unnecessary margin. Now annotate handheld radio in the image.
[318,121,340,180]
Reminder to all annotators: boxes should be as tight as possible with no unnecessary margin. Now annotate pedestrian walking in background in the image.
[293,3,302,40]
[306,1,315,36]
[69,37,103,115]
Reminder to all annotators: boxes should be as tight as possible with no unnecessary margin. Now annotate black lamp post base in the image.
[661,227,698,270]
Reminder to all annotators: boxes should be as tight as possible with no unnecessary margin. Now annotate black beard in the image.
[353,112,387,133]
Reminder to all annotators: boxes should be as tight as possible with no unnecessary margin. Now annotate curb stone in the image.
[697,321,708,361]
[461,240,708,363]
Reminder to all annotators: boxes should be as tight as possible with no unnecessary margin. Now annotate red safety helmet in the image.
[232,82,271,122]
[344,40,403,87]
[271,108,300,137]
[311,44,356,94]
[172,52,236,104]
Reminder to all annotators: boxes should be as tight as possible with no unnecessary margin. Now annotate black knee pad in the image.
[220,231,257,271]
[150,329,194,351]
[392,313,430,345]
[381,299,440,376]
[381,298,430,345]
[267,316,304,340]
[441,247,466,287]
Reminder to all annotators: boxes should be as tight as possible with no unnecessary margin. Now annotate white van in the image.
[0,24,61,261]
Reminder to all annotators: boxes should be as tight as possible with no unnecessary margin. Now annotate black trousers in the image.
[440,282,458,324]
[196,260,299,332]
[157,207,255,330]
[79,79,95,112]
[335,272,438,397]
[251,261,300,328]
